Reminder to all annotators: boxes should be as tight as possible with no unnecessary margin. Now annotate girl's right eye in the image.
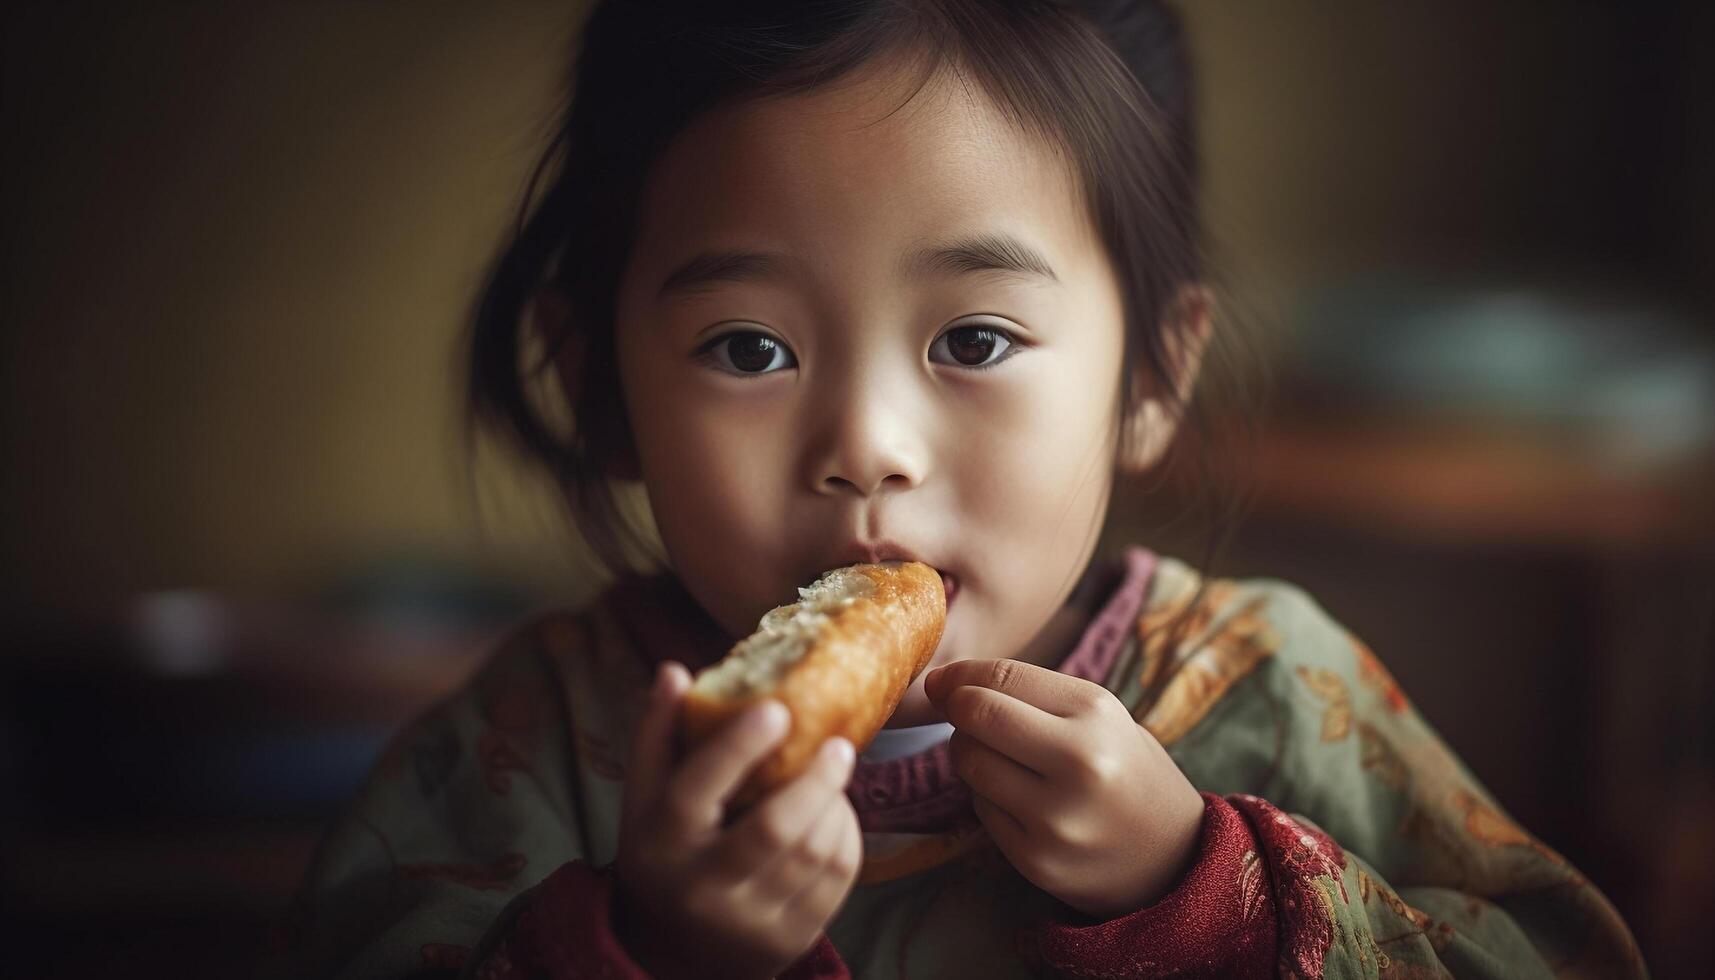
[698,330,798,376]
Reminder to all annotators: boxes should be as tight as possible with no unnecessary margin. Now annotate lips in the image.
[942,572,959,610]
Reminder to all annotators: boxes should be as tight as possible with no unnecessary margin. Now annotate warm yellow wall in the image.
[5,3,605,609]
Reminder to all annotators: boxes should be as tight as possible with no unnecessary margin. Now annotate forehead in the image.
[625,54,1100,293]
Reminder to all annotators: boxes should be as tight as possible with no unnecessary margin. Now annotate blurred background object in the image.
[3,1,1712,977]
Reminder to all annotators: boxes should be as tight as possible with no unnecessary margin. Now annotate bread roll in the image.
[680,560,946,808]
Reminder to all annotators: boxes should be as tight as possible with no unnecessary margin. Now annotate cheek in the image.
[644,409,773,538]
[948,345,1119,644]
[620,354,796,631]
[955,351,1119,527]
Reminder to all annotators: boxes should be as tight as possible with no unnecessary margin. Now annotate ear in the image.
[533,285,642,481]
[1117,283,1214,475]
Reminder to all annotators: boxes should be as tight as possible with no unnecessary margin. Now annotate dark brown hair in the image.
[466,0,1245,579]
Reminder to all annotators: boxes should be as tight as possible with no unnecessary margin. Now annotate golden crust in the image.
[680,561,946,808]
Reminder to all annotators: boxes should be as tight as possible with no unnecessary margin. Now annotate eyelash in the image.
[696,322,1026,377]
[695,330,797,376]
[929,323,1022,371]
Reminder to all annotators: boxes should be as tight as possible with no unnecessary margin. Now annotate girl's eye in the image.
[700,330,797,375]
[929,323,1019,369]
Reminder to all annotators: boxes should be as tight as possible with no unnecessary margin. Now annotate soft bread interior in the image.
[693,565,881,698]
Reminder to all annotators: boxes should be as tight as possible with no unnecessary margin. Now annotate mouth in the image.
[820,542,958,613]
[812,542,960,617]
[856,560,958,614]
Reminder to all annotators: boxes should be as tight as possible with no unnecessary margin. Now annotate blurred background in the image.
[3,2,1711,977]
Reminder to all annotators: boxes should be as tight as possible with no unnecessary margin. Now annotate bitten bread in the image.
[680,560,946,808]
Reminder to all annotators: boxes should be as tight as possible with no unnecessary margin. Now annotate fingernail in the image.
[826,737,854,766]
[750,700,788,733]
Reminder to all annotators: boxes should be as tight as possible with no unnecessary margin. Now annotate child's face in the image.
[611,55,1131,727]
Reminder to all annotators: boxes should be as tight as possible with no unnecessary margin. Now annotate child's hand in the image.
[612,661,862,980]
[924,659,1205,921]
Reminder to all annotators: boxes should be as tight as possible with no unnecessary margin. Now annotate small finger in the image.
[943,684,1066,774]
[781,801,863,926]
[720,736,855,880]
[621,661,690,822]
[666,698,791,828]
[925,657,1098,717]
[751,779,851,905]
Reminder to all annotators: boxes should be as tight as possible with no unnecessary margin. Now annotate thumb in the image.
[621,661,690,820]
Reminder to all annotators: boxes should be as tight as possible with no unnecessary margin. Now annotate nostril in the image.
[821,473,907,496]
[817,464,917,497]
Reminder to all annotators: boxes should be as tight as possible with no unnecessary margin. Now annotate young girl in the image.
[284,2,1645,977]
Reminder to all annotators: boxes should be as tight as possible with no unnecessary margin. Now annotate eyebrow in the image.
[656,250,794,299]
[655,231,1059,300]
[900,232,1060,285]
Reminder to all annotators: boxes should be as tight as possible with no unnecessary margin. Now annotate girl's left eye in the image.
[929,323,1020,369]
[698,329,798,375]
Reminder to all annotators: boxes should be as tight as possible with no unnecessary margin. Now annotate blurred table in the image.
[1238,416,1715,551]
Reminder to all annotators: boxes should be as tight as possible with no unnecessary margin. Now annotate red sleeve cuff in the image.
[1019,792,1277,979]
[779,933,852,980]
[478,859,850,980]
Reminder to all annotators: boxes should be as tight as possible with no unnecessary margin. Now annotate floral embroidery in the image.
[1134,577,1282,746]
[1296,667,1353,742]
[472,948,516,980]
[1452,788,1567,869]
[1231,794,1348,979]
[1353,638,1410,714]
[1453,789,1532,848]
[1239,847,1269,923]
[478,731,530,795]
[1136,575,1226,691]
[419,943,470,970]
[1358,721,1409,791]
[479,684,537,796]
[1358,867,1434,942]
[398,852,528,891]
[1344,871,1426,967]
[577,726,626,781]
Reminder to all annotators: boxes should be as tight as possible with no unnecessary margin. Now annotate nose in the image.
[807,380,928,497]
